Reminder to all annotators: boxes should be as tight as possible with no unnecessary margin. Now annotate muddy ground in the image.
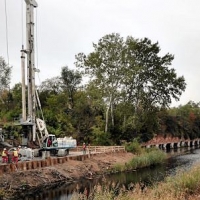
[0,152,134,199]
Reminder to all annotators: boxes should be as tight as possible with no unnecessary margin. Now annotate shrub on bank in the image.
[112,148,167,172]
[125,139,144,155]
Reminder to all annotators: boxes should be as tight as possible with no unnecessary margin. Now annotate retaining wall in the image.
[0,149,125,175]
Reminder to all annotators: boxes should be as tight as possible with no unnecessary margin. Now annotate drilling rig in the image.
[20,0,76,156]
[20,0,38,145]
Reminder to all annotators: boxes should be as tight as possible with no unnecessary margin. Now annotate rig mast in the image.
[20,0,38,144]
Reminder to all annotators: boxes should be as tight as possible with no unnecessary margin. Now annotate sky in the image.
[0,0,200,107]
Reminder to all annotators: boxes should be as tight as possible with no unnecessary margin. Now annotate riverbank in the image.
[82,163,200,200]
[0,152,134,199]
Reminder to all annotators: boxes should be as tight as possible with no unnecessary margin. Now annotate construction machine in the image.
[19,0,76,157]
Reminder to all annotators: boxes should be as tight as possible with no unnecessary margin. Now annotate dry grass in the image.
[71,164,200,200]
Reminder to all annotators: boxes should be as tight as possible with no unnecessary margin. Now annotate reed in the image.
[158,165,200,197]
[74,164,200,200]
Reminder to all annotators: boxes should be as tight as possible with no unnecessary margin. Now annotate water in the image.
[22,147,200,200]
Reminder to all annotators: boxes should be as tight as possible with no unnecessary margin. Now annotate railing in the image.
[71,146,126,153]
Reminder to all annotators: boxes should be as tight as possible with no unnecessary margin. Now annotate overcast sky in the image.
[0,0,200,107]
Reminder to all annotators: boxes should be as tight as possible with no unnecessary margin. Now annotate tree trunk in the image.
[105,105,110,133]
[105,95,112,133]
[111,102,114,127]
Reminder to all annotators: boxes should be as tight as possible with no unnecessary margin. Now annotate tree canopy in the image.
[75,33,186,137]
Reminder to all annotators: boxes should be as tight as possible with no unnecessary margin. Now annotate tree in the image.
[39,76,62,95]
[43,93,75,137]
[75,33,125,132]
[61,66,82,108]
[0,57,12,103]
[121,37,186,139]
[75,33,186,140]
[38,76,63,108]
[123,37,186,110]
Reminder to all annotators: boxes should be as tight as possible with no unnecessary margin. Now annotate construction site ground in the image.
[0,151,134,199]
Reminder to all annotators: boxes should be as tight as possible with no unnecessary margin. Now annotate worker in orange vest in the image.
[12,148,18,163]
[2,148,8,163]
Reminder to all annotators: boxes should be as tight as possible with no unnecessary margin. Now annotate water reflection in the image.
[23,147,200,200]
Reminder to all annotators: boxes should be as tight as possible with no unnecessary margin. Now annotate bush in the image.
[91,127,112,145]
[125,139,144,155]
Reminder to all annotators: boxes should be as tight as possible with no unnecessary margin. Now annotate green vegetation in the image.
[130,148,166,168]
[112,148,167,172]
[125,139,144,154]
[2,33,200,146]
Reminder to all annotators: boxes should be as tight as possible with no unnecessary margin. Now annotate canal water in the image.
[23,147,200,200]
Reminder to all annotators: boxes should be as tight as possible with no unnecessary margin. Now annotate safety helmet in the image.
[14,148,16,150]
[3,148,6,150]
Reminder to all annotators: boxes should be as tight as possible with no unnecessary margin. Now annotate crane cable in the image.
[4,0,9,66]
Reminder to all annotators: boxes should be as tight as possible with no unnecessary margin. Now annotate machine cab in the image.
[43,134,58,148]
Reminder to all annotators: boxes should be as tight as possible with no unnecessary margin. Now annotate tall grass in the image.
[153,164,200,198]
[112,148,167,172]
[73,164,200,200]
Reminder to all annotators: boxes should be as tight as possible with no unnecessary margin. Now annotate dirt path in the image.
[0,152,134,199]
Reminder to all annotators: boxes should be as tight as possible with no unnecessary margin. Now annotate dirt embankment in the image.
[0,152,134,199]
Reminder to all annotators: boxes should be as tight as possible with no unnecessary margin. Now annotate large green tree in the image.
[123,37,186,110]
[120,37,186,140]
[75,33,186,139]
[75,33,125,132]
